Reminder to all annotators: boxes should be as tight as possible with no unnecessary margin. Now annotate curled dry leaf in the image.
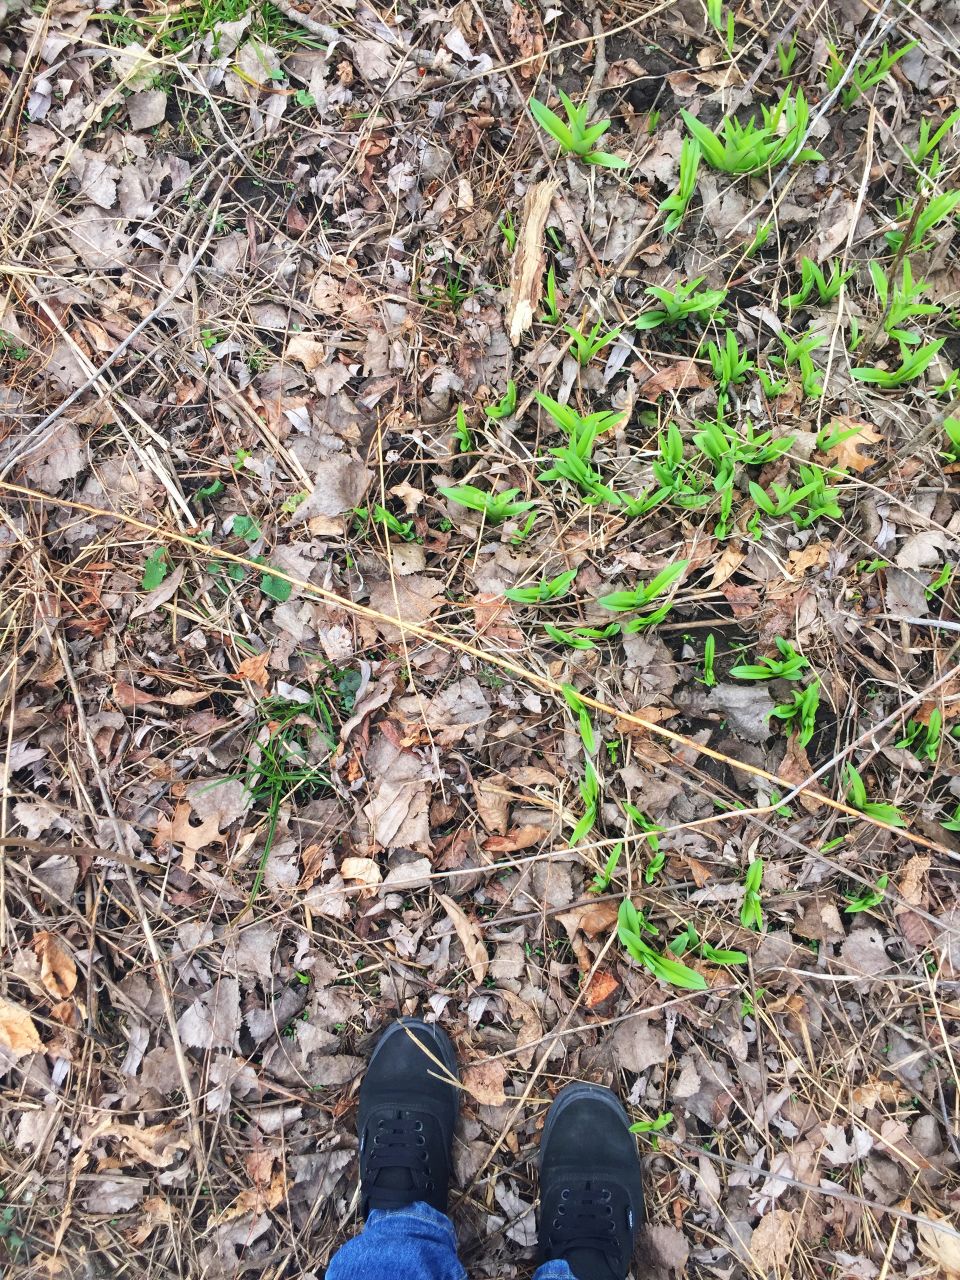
[438,893,488,985]
[33,930,78,999]
[0,995,43,1058]
[340,856,382,898]
[917,1212,960,1277]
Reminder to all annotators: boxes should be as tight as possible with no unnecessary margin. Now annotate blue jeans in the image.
[327,1201,576,1280]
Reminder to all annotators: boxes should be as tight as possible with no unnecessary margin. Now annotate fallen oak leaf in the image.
[33,930,78,999]
[233,648,272,690]
[821,418,882,473]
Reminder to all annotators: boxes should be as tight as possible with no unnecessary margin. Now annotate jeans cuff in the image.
[532,1261,578,1280]
[366,1200,458,1244]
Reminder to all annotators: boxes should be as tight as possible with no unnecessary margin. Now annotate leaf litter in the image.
[1,0,960,1276]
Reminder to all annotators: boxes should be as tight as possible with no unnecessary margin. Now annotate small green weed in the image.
[769,680,820,746]
[844,763,905,826]
[660,137,701,236]
[826,40,916,109]
[896,709,942,763]
[852,338,945,387]
[784,257,853,310]
[740,859,764,930]
[731,636,808,681]
[354,504,418,542]
[564,318,621,365]
[680,89,822,176]
[541,263,562,324]
[530,90,627,168]
[635,277,727,329]
[844,874,888,913]
[438,484,536,524]
[141,546,169,591]
[618,899,708,990]
[498,209,517,252]
[599,560,689,632]
[505,569,578,604]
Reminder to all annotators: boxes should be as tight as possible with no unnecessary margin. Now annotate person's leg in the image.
[537,1083,645,1280]
[326,1019,462,1280]
[326,1202,465,1280]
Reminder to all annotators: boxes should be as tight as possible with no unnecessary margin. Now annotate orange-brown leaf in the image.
[33,931,78,999]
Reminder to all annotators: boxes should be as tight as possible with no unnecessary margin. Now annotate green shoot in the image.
[498,209,517,252]
[485,379,518,420]
[843,874,889,914]
[926,563,954,597]
[564,318,621,365]
[668,920,747,965]
[623,801,664,884]
[438,484,536,524]
[886,190,960,253]
[768,679,820,746]
[896,709,942,763]
[943,418,960,462]
[562,683,597,756]
[707,329,754,391]
[700,633,717,687]
[941,802,960,832]
[783,257,853,310]
[740,859,764,930]
[905,109,960,169]
[354,504,417,542]
[599,560,688,632]
[505,569,578,604]
[618,899,708,990]
[454,404,473,453]
[635,277,727,330]
[852,339,945,388]
[659,137,701,236]
[544,621,621,651]
[541,263,562,324]
[731,636,808,681]
[776,32,800,76]
[570,762,601,843]
[844,763,905,827]
[629,1111,673,1135]
[771,328,825,397]
[680,89,822,176]
[827,41,917,109]
[529,90,628,168]
[591,842,623,894]
[869,260,939,345]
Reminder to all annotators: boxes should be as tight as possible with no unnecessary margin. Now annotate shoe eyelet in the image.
[560,1189,570,1201]
[414,1121,423,1132]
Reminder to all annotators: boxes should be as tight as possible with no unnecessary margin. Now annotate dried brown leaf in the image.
[462,1058,506,1106]
[0,995,42,1058]
[33,931,78,999]
[438,893,488,985]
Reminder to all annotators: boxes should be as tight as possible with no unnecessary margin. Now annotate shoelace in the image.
[549,1182,619,1255]
[365,1112,436,1196]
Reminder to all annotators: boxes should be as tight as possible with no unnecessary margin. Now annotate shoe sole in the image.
[368,1017,460,1087]
[540,1081,631,1165]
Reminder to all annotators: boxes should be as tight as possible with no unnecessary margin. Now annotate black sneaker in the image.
[358,1018,459,1215]
[539,1083,645,1280]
